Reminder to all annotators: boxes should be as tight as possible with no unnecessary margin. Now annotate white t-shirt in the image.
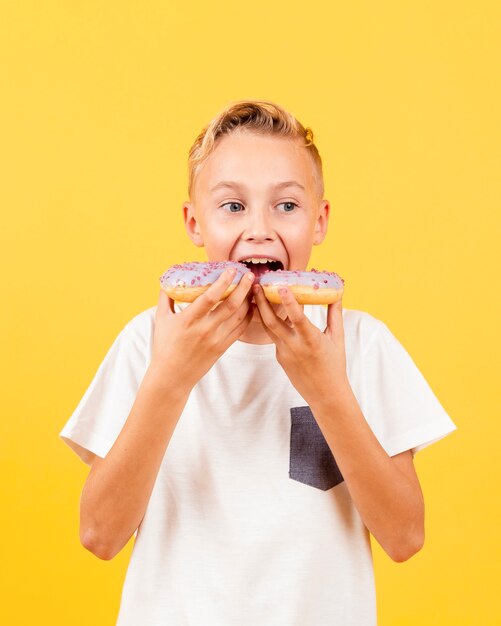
[60,304,457,626]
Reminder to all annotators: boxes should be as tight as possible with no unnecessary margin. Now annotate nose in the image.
[243,208,276,242]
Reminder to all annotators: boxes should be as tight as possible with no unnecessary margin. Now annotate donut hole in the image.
[241,259,284,278]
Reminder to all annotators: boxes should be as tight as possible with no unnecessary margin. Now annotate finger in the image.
[276,287,310,332]
[225,300,256,344]
[212,271,255,322]
[256,311,280,343]
[219,296,251,334]
[188,267,239,319]
[157,289,175,317]
[326,296,344,340]
[246,299,279,343]
[167,294,176,313]
[253,284,292,340]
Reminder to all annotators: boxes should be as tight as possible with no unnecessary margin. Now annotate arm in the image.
[79,365,191,560]
[253,285,424,562]
[80,268,256,560]
[309,384,424,563]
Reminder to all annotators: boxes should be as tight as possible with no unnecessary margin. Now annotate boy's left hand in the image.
[253,284,349,404]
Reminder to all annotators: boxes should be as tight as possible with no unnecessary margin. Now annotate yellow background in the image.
[1,1,499,624]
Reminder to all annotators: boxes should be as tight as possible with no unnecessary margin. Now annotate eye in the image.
[220,202,244,213]
[278,201,298,212]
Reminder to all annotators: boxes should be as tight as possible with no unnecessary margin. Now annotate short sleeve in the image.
[361,320,458,457]
[59,320,150,465]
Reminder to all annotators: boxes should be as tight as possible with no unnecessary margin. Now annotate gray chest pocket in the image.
[289,406,344,491]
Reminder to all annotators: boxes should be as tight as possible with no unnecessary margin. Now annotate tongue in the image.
[250,263,273,278]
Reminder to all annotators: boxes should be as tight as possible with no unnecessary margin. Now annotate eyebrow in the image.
[209,180,306,193]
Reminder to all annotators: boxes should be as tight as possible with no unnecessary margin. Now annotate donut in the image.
[259,268,344,305]
[159,261,345,305]
[159,261,249,303]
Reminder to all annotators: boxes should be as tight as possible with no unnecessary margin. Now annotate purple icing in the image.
[259,268,345,289]
[160,262,345,291]
[160,261,249,289]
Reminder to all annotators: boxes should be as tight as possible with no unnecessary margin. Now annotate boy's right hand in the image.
[149,267,256,391]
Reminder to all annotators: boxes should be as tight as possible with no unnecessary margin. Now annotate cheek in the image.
[203,225,238,253]
[285,229,314,258]
[283,218,315,243]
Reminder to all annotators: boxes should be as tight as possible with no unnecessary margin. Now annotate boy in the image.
[60,99,457,625]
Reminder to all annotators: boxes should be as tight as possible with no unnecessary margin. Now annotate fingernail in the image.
[246,272,254,281]
[252,284,259,293]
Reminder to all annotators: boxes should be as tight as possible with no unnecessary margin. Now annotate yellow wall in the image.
[1,1,499,624]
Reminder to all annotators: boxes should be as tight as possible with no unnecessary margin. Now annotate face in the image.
[183,130,330,281]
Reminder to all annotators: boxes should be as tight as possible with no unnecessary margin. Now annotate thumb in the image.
[157,288,175,316]
[326,296,344,338]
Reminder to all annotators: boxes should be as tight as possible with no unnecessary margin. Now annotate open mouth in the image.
[239,258,284,278]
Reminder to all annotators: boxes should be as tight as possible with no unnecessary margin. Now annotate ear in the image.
[313,199,330,245]
[183,202,205,247]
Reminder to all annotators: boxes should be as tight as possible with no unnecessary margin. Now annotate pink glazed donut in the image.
[159,261,249,303]
[159,261,345,305]
[258,268,344,304]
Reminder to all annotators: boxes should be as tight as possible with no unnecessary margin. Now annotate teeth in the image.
[241,257,276,264]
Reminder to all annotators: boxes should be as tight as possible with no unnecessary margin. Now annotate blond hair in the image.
[187,99,324,200]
